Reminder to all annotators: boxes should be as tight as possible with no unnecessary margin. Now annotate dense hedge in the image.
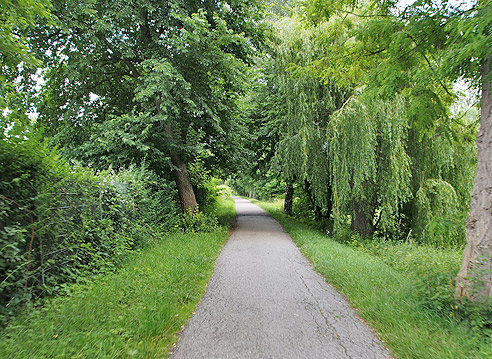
[0,136,182,326]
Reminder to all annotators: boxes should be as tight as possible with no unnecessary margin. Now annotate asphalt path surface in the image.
[170,197,392,358]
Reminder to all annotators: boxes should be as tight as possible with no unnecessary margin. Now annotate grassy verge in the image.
[254,199,491,359]
[0,197,236,359]
[215,194,236,227]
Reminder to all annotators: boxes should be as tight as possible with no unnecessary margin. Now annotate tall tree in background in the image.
[32,0,265,212]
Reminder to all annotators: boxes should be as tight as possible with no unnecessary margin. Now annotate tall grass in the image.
[255,199,491,359]
[0,197,236,359]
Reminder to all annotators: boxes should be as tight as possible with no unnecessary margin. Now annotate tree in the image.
[32,0,265,212]
[303,0,491,299]
[269,15,418,236]
[456,56,492,300]
[269,17,346,222]
[1,0,55,137]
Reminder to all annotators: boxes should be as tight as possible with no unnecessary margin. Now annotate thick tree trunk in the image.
[351,201,375,236]
[456,58,492,301]
[154,97,198,213]
[284,182,293,216]
[170,150,198,213]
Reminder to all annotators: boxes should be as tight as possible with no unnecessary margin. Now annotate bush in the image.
[195,177,222,213]
[292,191,316,222]
[0,138,183,326]
[177,207,219,233]
[111,165,181,236]
[0,136,69,323]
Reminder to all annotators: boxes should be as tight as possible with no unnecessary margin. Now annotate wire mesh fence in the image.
[0,179,132,324]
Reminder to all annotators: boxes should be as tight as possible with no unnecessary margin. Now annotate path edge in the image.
[167,203,239,358]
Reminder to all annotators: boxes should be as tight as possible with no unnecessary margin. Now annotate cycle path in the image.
[170,197,392,358]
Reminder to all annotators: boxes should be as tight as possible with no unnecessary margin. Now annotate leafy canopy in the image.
[34,0,266,177]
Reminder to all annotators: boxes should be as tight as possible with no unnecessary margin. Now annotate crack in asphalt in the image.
[293,263,352,359]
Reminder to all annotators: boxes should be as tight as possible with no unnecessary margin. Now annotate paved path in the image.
[170,198,391,359]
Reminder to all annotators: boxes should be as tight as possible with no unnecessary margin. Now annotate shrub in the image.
[177,207,219,233]
[0,138,183,326]
[0,136,69,323]
[111,165,181,236]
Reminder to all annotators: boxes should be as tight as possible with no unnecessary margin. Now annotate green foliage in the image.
[175,174,234,232]
[0,220,232,358]
[272,17,343,212]
[177,207,219,233]
[0,0,57,140]
[256,175,285,200]
[414,179,465,247]
[229,171,285,201]
[0,136,185,326]
[335,227,492,341]
[292,190,317,222]
[0,135,71,323]
[326,94,412,233]
[458,297,492,340]
[0,0,55,69]
[240,6,478,245]
[33,0,267,182]
[336,232,461,312]
[111,165,181,234]
[256,199,492,358]
[189,158,222,213]
[404,117,477,245]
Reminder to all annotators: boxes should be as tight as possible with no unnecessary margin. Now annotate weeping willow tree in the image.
[271,17,413,235]
[404,120,478,246]
[326,94,412,235]
[271,17,347,218]
[326,91,476,241]
[267,10,476,244]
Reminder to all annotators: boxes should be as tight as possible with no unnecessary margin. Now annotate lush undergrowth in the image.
[0,197,235,359]
[254,199,491,359]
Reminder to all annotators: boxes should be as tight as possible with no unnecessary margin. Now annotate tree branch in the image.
[94,33,141,80]
[405,32,453,97]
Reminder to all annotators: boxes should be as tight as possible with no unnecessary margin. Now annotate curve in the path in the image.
[170,197,392,359]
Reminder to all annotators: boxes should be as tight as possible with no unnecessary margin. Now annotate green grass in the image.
[215,194,236,227]
[0,197,236,359]
[254,199,491,359]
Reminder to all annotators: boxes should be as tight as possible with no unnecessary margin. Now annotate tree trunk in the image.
[455,57,492,301]
[170,150,198,213]
[351,201,375,236]
[284,182,293,216]
[154,97,198,213]
[304,179,323,220]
